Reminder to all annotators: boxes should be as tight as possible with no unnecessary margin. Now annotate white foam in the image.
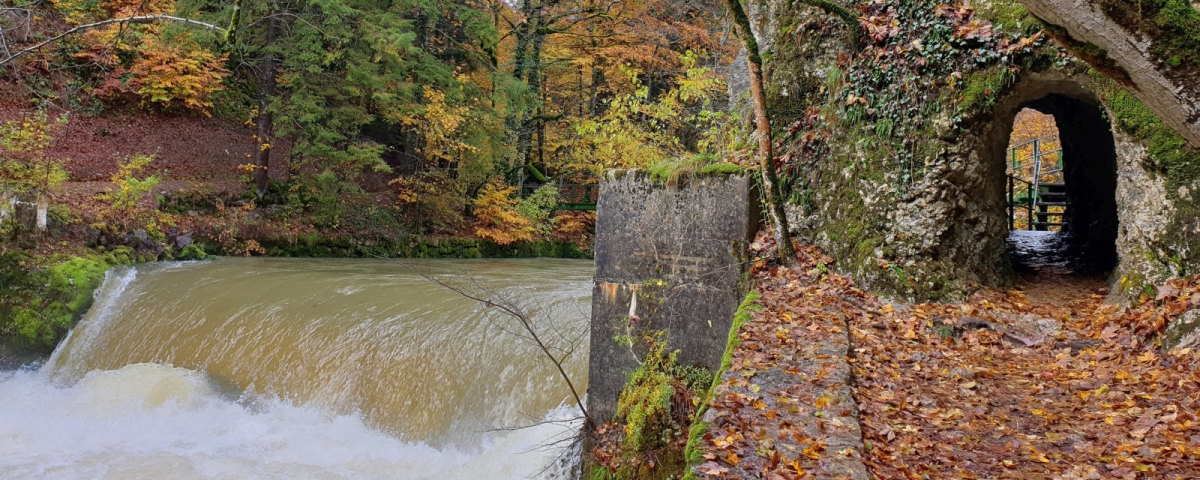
[0,363,582,479]
[43,267,139,382]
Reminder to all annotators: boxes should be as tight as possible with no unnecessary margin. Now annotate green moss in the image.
[976,0,1039,34]
[0,250,135,349]
[958,67,1017,116]
[646,154,744,186]
[681,291,760,476]
[1095,0,1200,70]
[1040,24,1136,86]
[177,244,209,261]
[697,162,744,176]
[1092,73,1200,188]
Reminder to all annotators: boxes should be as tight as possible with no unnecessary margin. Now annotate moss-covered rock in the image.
[749,0,1200,301]
[0,249,135,349]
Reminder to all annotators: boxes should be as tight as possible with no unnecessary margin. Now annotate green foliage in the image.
[515,184,559,236]
[0,250,133,348]
[1092,73,1200,188]
[104,154,161,213]
[613,330,713,470]
[307,170,349,229]
[229,0,507,181]
[617,336,678,452]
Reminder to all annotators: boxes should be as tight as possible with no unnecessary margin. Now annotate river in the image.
[0,258,593,479]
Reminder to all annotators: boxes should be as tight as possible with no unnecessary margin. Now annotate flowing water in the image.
[0,257,594,479]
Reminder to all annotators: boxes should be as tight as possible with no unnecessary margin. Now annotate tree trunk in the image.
[724,0,796,266]
[35,192,47,231]
[253,2,279,199]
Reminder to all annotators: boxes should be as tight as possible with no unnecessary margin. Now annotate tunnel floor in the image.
[1007,230,1114,276]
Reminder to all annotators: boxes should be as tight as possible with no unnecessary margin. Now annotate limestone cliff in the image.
[737,0,1200,301]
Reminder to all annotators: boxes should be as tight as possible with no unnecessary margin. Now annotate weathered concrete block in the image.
[587,171,759,422]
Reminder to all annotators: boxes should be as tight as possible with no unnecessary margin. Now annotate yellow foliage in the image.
[0,111,70,193]
[560,52,734,173]
[472,181,534,245]
[396,86,477,164]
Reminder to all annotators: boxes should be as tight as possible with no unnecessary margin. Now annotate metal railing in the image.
[520,182,600,211]
[1007,138,1065,231]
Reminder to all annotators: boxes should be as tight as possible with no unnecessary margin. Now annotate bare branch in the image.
[395,259,594,428]
[0,15,224,66]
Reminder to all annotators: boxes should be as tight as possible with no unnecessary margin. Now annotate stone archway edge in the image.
[1018,0,1200,149]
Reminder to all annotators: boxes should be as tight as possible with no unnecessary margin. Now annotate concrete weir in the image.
[586,171,759,423]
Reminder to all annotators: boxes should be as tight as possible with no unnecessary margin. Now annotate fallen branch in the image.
[400,261,594,429]
[0,15,224,66]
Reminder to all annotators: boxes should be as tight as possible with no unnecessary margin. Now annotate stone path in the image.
[692,248,869,479]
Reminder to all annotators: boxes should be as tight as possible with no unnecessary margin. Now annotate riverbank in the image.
[1,214,594,355]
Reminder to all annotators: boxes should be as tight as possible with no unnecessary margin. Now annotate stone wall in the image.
[586,171,758,422]
[729,0,1200,302]
[1017,0,1200,150]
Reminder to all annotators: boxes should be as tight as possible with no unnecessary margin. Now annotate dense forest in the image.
[0,0,752,346]
[0,0,747,243]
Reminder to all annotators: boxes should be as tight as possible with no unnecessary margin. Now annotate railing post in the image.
[1027,181,1033,230]
[1007,175,1014,231]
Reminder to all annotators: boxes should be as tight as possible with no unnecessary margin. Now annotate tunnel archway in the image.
[987,78,1120,277]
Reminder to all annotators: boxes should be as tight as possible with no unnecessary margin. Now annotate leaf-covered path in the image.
[695,240,1200,479]
[854,269,1200,479]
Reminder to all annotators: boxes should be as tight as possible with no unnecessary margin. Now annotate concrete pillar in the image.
[587,170,759,422]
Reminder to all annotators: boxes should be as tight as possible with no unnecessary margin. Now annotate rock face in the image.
[1018,0,1200,149]
[587,172,759,423]
[733,0,1200,301]
[1163,309,1200,350]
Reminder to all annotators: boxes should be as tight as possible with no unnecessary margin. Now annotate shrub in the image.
[472,180,534,245]
[516,184,559,236]
[390,170,466,234]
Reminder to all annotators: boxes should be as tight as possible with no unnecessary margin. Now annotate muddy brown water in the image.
[0,257,593,479]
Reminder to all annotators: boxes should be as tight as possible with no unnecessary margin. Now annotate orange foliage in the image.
[94,34,229,114]
[1008,108,1064,189]
[551,210,595,249]
[57,0,227,115]
[472,181,534,245]
[1009,108,1061,151]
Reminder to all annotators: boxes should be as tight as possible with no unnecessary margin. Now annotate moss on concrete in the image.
[682,291,761,478]
[644,155,745,186]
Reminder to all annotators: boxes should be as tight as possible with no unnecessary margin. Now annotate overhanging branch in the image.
[0,15,224,66]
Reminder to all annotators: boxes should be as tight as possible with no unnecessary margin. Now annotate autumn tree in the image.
[724,0,795,266]
[0,111,70,231]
